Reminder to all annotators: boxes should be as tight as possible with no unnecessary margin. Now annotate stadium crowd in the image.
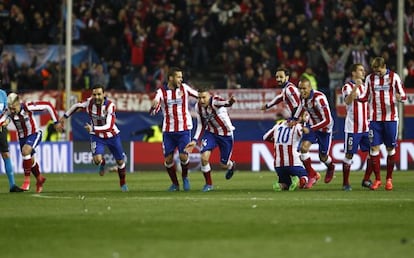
[1,0,414,98]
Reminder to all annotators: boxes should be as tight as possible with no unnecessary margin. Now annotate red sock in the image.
[166,164,179,185]
[363,157,373,181]
[386,155,395,180]
[302,158,317,178]
[181,162,189,178]
[342,162,350,186]
[118,166,126,186]
[371,155,381,181]
[203,171,212,185]
[31,162,41,178]
[23,159,32,177]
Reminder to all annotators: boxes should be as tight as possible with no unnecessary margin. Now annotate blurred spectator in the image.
[286,49,307,76]
[106,61,126,91]
[166,39,187,69]
[1,0,414,93]
[17,66,43,91]
[404,58,414,88]
[301,67,318,90]
[8,5,27,44]
[131,65,153,93]
[239,66,258,88]
[72,63,90,90]
[29,11,49,44]
[257,68,277,88]
[190,16,210,71]
[223,72,241,89]
[319,43,351,102]
[0,52,17,91]
[90,63,108,88]
[103,37,124,65]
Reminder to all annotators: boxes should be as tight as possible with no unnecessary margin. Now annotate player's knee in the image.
[387,148,396,156]
[319,154,328,162]
[345,153,353,160]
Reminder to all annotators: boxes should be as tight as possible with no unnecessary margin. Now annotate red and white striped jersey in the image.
[64,97,120,138]
[294,90,333,132]
[153,83,198,132]
[342,81,369,133]
[360,70,407,121]
[193,95,235,140]
[265,81,301,117]
[263,120,303,167]
[0,101,58,138]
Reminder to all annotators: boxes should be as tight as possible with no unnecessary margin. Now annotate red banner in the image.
[19,89,284,119]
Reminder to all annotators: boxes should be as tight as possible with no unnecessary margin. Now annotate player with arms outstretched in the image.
[0,93,59,193]
[57,84,128,192]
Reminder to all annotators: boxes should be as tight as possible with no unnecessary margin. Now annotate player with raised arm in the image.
[341,63,372,191]
[0,93,59,193]
[185,88,236,192]
[57,84,128,192]
[261,68,301,118]
[150,67,198,191]
[359,57,406,190]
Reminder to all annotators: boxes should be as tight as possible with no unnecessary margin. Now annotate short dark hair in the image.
[276,67,290,77]
[168,67,182,78]
[92,84,105,91]
[350,63,363,73]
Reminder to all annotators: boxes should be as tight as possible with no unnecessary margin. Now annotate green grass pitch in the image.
[1,170,414,258]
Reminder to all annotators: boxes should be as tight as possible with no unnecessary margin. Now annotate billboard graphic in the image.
[0,142,72,174]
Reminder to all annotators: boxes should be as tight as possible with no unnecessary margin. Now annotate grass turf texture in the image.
[1,171,414,258]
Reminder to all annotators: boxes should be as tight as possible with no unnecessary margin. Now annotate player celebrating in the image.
[341,63,373,191]
[150,67,198,191]
[292,76,335,188]
[359,57,406,190]
[263,118,308,191]
[261,68,301,118]
[57,84,128,192]
[185,88,236,192]
[0,89,23,192]
[0,93,59,193]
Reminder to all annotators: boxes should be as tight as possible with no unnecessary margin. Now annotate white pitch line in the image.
[31,194,414,202]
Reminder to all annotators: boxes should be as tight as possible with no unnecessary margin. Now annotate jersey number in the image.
[276,126,291,144]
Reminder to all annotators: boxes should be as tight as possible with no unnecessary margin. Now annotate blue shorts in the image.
[369,121,398,148]
[200,131,234,165]
[162,130,191,157]
[90,134,125,160]
[275,166,308,185]
[344,132,370,154]
[19,132,42,156]
[300,129,332,155]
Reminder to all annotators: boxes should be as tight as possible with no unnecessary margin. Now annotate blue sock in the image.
[4,157,15,188]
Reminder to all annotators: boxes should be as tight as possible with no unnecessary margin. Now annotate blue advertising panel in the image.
[0,142,72,174]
